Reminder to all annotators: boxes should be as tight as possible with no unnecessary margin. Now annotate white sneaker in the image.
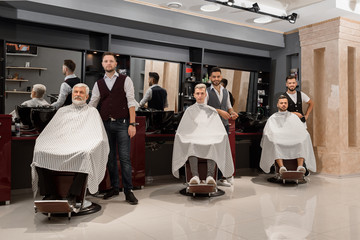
[217,179,231,187]
[279,166,287,174]
[297,166,306,174]
[189,176,200,184]
[206,176,216,185]
[226,176,234,185]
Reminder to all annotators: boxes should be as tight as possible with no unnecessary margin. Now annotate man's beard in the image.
[288,87,296,91]
[105,67,116,73]
[72,98,86,105]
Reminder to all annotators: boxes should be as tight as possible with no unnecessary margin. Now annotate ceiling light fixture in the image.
[200,4,221,12]
[204,0,298,24]
[167,2,182,9]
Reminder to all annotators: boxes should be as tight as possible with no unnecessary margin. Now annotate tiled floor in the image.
[2,173,360,240]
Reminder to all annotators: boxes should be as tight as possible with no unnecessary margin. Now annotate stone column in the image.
[299,17,360,176]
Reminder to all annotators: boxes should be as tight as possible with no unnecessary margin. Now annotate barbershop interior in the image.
[1,0,360,239]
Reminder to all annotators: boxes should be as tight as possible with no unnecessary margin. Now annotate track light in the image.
[227,0,234,6]
[204,0,298,24]
[251,3,260,13]
[286,13,297,24]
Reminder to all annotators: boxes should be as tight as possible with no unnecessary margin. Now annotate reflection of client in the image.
[31,83,109,205]
[260,95,316,174]
[139,72,168,110]
[172,84,234,184]
[10,84,50,120]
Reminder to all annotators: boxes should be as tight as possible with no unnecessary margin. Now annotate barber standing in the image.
[205,67,238,187]
[51,60,81,109]
[284,75,314,123]
[89,52,138,205]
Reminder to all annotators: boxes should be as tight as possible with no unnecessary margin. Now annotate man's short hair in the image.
[32,84,46,98]
[220,78,228,87]
[210,67,221,76]
[64,60,76,72]
[194,83,207,90]
[149,72,160,83]
[102,52,116,60]
[286,75,296,82]
[278,95,288,102]
[73,83,89,95]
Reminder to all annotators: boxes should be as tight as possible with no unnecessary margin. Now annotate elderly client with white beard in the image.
[260,95,316,174]
[31,83,109,205]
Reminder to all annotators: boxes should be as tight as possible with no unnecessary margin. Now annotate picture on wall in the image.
[6,43,38,56]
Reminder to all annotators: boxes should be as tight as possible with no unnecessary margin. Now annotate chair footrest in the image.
[34,200,73,213]
[281,171,304,180]
[187,184,217,193]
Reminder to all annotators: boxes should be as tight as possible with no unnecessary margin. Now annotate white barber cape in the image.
[172,103,234,178]
[31,104,109,197]
[260,111,316,173]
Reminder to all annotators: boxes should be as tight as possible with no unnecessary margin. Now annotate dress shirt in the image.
[51,74,77,110]
[88,71,137,108]
[139,84,168,108]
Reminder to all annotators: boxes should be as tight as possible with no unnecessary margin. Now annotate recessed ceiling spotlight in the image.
[227,0,235,6]
[200,4,221,12]
[167,2,182,9]
[254,16,272,24]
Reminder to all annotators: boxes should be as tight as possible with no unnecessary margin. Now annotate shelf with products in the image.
[256,71,270,116]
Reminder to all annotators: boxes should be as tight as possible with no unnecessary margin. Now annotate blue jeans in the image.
[103,119,133,192]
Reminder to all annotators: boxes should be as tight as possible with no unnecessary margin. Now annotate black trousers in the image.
[36,167,87,197]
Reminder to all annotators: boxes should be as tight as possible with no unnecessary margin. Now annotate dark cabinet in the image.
[0,114,11,204]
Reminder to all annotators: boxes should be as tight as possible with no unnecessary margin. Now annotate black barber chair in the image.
[136,109,178,133]
[31,106,57,132]
[34,171,101,220]
[236,112,267,133]
[180,159,225,198]
[15,105,34,129]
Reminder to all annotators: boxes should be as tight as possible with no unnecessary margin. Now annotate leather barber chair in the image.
[34,172,101,220]
[15,105,34,129]
[273,160,306,184]
[31,107,57,132]
[180,159,225,197]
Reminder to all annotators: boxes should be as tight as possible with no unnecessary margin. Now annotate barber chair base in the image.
[34,200,101,220]
[180,186,225,198]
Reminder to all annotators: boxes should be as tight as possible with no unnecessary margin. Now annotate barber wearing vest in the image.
[205,67,238,187]
[89,52,138,205]
[284,75,314,124]
[51,59,81,110]
[139,72,168,110]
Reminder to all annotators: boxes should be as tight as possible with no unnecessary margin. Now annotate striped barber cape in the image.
[31,104,109,197]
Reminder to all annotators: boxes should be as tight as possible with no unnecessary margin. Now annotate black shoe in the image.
[103,188,119,200]
[125,190,138,205]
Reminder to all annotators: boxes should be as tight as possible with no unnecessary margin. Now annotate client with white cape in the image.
[31,84,109,198]
[172,84,234,180]
[260,95,316,173]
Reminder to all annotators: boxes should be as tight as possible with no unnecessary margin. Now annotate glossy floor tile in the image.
[1,173,360,240]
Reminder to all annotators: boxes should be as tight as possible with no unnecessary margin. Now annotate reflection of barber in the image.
[220,78,235,107]
[51,60,81,110]
[139,72,168,110]
[284,76,314,123]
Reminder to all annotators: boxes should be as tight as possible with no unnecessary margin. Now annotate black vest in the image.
[285,91,303,115]
[64,77,81,106]
[207,87,229,126]
[148,86,167,110]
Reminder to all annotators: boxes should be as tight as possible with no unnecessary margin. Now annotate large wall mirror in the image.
[130,57,180,112]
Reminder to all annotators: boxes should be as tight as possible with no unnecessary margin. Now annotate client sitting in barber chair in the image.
[260,95,316,183]
[172,84,234,196]
[31,83,109,217]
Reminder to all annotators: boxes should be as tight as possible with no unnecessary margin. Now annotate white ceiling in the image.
[125,0,360,33]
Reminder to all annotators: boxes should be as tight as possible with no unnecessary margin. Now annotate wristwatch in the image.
[129,122,138,126]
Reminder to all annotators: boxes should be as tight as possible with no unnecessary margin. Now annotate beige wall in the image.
[299,17,360,176]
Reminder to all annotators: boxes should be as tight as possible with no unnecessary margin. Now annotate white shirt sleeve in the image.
[301,91,311,103]
[124,76,137,108]
[139,88,152,107]
[51,82,72,110]
[226,89,232,110]
[88,82,100,108]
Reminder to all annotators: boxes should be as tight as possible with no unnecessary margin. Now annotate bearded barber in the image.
[284,75,314,123]
[89,52,138,205]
